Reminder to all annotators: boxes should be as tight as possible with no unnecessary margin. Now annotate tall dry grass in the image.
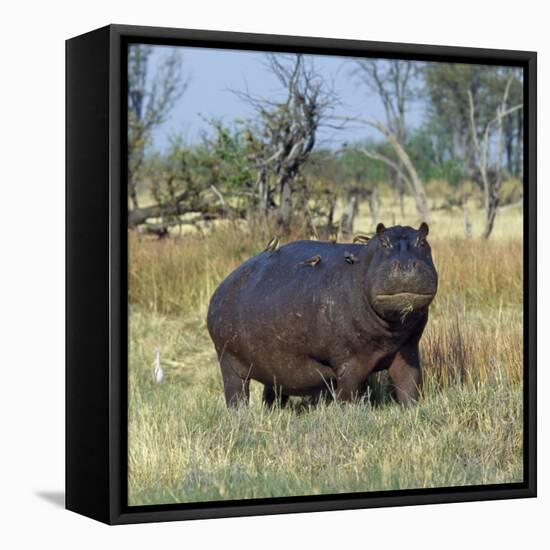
[129,226,522,313]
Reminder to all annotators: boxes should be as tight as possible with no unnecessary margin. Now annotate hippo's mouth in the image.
[375,292,435,301]
[373,292,435,319]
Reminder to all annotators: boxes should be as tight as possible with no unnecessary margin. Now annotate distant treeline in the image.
[127,46,523,239]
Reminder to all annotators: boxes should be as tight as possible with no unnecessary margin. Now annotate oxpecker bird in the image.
[353,234,371,244]
[302,255,321,267]
[264,236,280,255]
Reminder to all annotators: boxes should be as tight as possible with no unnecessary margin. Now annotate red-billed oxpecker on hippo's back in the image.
[207,223,438,407]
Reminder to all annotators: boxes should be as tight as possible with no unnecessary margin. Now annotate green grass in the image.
[127,198,523,506]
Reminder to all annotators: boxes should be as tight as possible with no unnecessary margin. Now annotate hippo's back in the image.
[207,240,367,355]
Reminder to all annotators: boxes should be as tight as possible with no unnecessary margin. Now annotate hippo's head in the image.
[366,223,438,322]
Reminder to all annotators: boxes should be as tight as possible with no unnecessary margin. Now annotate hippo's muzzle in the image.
[374,291,435,308]
[369,256,438,321]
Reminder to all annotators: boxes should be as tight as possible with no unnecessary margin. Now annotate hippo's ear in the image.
[418,222,429,238]
[376,223,387,236]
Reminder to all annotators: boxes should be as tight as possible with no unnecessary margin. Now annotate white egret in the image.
[153,347,164,384]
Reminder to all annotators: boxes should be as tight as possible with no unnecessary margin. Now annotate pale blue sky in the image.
[148,45,426,151]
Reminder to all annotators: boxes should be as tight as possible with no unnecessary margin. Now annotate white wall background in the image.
[0,1,546,547]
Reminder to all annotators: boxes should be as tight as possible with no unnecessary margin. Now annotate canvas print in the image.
[127,44,524,506]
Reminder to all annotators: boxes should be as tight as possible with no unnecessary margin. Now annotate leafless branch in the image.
[338,116,430,221]
[467,74,523,238]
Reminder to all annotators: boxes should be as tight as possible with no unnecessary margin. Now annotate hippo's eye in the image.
[380,238,392,249]
[416,238,426,248]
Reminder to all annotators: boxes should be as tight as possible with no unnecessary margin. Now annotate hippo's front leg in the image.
[388,344,422,406]
[334,357,368,402]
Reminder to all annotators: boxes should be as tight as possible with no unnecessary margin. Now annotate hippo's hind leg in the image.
[262,385,289,408]
[219,352,251,407]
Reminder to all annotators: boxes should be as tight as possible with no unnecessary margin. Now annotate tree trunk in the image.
[277,178,293,233]
[391,168,405,217]
[128,193,229,228]
[463,206,472,239]
[370,120,430,222]
[367,186,380,227]
[503,112,513,175]
[128,175,139,211]
[514,109,523,179]
[398,186,405,218]
[395,155,428,222]
[483,92,508,240]
[257,167,269,217]
[482,193,498,239]
[341,194,358,238]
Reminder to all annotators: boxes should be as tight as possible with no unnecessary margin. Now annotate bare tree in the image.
[353,59,419,214]
[127,45,188,215]
[467,74,523,239]
[341,118,430,222]
[361,120,429,221]
[234,54,339,233]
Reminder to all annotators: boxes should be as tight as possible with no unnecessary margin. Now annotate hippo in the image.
[207,223,438,408]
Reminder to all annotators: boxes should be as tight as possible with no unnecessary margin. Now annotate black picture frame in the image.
[66,24,537,525]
